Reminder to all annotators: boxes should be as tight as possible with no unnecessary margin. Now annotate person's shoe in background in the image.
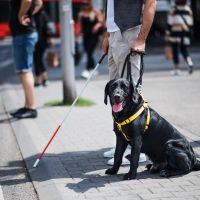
[42,79,49,87]
[103,148,115,158]
[107,153,147,166]
[125,153,147,163]
[89,69,99,77]
[34,82,42,88]
[170,69,181,76]
[10,107,37,119]
[104,146,132,158]
[81,70,90,79]
[188,65,194,74]
[107,156,130,166]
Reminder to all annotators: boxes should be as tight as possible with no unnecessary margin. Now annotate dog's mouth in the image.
[112,102,123,113]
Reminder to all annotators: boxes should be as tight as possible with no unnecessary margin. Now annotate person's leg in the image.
[23,32,38,108]
[122,26,142,87]
[19,71,35,108]
[108,32,119,80]
[171,42,180,75]
[109,30,129,79]
[105,28,146,164]
[87,50,95,70]
[87,36,98,71]
[81,37,91,78]
[118,26,146,160]
[180,43,194,74]
[103,31,120,160]
[11,32,38,118]
[40,44,49,85]
[85,36,98,70]
[33,43,42,85]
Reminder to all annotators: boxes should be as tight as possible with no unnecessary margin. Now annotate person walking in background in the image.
[9,0,42,118]
[77,0,104,79]
[165,0,194,76]
[102,0,156,166]
[34,7,54,87]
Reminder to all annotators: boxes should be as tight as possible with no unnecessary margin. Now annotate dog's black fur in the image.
[104,78,200,180]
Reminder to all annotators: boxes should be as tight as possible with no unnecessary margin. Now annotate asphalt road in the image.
[1,38,199,84]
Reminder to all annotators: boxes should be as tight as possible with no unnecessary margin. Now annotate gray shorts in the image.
[108,26,141,86]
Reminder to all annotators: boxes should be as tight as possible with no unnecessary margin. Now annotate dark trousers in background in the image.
[34,42,47,76]
[171,42,189,65]
[83,35,98,70]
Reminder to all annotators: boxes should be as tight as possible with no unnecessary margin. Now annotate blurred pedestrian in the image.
[102,0,156,166]
[165,0,194,76]
[34,7,54,87]
[77,0,104,79]
[9,0,42,118]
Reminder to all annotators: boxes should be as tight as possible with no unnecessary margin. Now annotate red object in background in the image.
[0,0,84,39]
[0,23,10,38]
[0,0,10,38]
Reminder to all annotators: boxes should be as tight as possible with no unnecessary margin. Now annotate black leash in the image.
[121,50,145,88]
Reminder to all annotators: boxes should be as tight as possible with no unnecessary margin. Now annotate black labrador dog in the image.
[104,78,200,180]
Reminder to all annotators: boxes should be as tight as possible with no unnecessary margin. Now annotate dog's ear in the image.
[104,80,115,105]
[130,82,139,104]
[104,81,110,105]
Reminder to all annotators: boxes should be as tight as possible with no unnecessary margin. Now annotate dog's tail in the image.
[193,159,200,171]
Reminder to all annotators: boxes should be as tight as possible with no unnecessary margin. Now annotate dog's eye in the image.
[110,83,116,90]
[120,83,127,89]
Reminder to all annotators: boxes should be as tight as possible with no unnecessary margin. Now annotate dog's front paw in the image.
[123,172,136,180]
[105,168,118,175]
[160,170,170,178]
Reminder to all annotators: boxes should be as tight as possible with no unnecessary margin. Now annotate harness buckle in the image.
[116,123,121,130]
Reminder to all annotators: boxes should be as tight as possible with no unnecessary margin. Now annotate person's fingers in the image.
[102,39,109,54]
[19,15,31,26]
[131,48,145,53]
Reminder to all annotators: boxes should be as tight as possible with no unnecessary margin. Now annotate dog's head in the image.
[104,79,139,113]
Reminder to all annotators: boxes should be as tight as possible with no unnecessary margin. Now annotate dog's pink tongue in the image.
[112,102,123,113]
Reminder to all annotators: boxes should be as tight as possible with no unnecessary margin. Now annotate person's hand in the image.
[164,35,169,43]
[47,38,54,47]
[18,14,31,26]
[92,23,102,34]
[131,38,145,53]
[102,33,109,54]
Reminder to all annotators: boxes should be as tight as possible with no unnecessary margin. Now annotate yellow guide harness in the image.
[113,102,150,142]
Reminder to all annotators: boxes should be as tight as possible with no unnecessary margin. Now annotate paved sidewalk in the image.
[1,71,200,200]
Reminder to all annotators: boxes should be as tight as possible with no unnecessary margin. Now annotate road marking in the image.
[0,59,13,69]
[0,185,4,200]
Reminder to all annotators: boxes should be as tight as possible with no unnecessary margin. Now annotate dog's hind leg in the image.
[147,162,168,174]
[193,159,200,171]
[160,168,190,177]
[160,158,192,177]
[160,143,192,177]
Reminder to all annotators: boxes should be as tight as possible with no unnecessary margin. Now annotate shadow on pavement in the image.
[0,116,20,124]
[0,160,33,186]
[2,143,200,193]
[65,170,162,193]
[0,145,198,193]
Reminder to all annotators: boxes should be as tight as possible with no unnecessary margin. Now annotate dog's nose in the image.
[114,94,121,102]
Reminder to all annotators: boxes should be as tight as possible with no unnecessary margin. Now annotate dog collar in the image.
[114,102,150,141]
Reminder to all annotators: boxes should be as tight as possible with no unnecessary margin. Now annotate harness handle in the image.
[120,50,145,88]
